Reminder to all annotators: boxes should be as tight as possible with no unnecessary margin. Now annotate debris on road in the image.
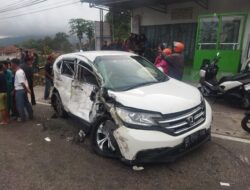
[78,130,86,142]
[27,143,33,146]
[44,137,51,142]
[220,182,230,187]
[132,166,144,171]
[66,137,74,142]
[36,123,41,126]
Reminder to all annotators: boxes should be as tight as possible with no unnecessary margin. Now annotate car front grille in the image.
[156,101,206,136]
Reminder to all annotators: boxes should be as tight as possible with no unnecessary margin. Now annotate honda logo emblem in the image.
[187,116,194,126]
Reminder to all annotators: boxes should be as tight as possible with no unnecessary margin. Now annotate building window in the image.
[198,17,219,50]
[219,16,244,50]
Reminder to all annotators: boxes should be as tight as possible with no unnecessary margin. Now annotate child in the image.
[0,63,9,125]
[155,48,172,74]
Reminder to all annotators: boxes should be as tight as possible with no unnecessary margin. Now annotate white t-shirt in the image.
[15,69,28,90]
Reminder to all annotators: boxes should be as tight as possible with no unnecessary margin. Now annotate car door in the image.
[69,59,98,122]
[59,59,76,111]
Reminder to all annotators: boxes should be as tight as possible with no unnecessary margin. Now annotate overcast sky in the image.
[0,0,101,38]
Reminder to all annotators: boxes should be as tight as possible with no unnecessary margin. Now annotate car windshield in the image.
[93,55,168,91]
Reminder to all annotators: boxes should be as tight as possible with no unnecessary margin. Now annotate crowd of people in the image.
[101,33,148,55]
[0,48,53,125]
[102,35,185,80]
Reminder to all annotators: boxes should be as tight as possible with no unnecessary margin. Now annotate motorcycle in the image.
[241,111,250,133]
[198,52,250,109]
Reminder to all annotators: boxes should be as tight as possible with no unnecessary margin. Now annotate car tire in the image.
[242,95,250,109]
[241,114,250,133]
[51,92,68,118]
[91,117,120,158]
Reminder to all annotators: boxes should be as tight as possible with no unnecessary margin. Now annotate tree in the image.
[53,32,72,52]
[105,11,131,40]
[69,18,94,50]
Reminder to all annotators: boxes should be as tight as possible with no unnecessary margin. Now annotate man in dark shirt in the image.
[164,42,185,80]
[44,55,54,100]
[20,55,36,105]
[1,61,13,115]
[0,63,9,124]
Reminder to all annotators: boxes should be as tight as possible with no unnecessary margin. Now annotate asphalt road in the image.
[0,104,250,190]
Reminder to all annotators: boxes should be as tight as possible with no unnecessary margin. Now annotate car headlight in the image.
[116,107,161,127]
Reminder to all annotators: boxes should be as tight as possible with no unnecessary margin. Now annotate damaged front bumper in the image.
[123,128,210,165]
[113,101,212,165]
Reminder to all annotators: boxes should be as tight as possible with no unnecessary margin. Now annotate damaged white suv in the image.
[52,51,212,165]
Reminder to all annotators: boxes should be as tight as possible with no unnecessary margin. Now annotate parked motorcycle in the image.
[198,52,250,108]
[241,111,250,133]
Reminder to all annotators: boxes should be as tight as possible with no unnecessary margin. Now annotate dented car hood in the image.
[108,78,201,114]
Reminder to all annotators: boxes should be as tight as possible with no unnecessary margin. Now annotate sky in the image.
[0,0,101,38]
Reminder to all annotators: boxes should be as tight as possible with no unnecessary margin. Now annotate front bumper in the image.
[113,101,212,163]
[124,128,210,165]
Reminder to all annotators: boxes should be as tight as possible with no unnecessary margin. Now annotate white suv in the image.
[52,51,212,164]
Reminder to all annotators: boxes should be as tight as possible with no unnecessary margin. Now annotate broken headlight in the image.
[116,107,161,127]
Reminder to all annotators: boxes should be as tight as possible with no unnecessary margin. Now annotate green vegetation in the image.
[105,11,131,40]
[21,32,73,54]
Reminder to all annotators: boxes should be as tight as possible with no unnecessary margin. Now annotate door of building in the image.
[194,13,248,73]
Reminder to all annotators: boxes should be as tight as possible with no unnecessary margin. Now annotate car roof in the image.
[60,51,137,62]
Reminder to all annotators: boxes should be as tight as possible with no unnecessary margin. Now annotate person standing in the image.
[164,41,185,80]
[155,48,172,75]
[0,64,9,125]
[44,55,54,100]
[154,43,167,66]
[11,58,33,122]
[1,61,13,115]
[19,48,25,65]
[32,52,39,73]
[21,55,36,105]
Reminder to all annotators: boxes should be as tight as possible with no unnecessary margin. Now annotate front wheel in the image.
[91,117,120,158]
[241,94,250,109]
[241,114,250,133]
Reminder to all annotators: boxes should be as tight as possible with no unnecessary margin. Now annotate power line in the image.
[0,1,81,21]
[0,0,77,17]
[0,0,47,14]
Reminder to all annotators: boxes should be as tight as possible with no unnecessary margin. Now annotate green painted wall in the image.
[194,50,242,72]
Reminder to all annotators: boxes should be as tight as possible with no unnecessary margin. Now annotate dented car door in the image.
[59,59,76,111]
[69,60,98,122]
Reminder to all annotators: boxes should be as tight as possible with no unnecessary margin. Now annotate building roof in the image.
[84,0,208,10]
[0,45,19,54]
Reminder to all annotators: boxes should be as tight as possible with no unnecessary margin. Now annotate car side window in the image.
[61,60,75,78]
[77,61,98,86]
